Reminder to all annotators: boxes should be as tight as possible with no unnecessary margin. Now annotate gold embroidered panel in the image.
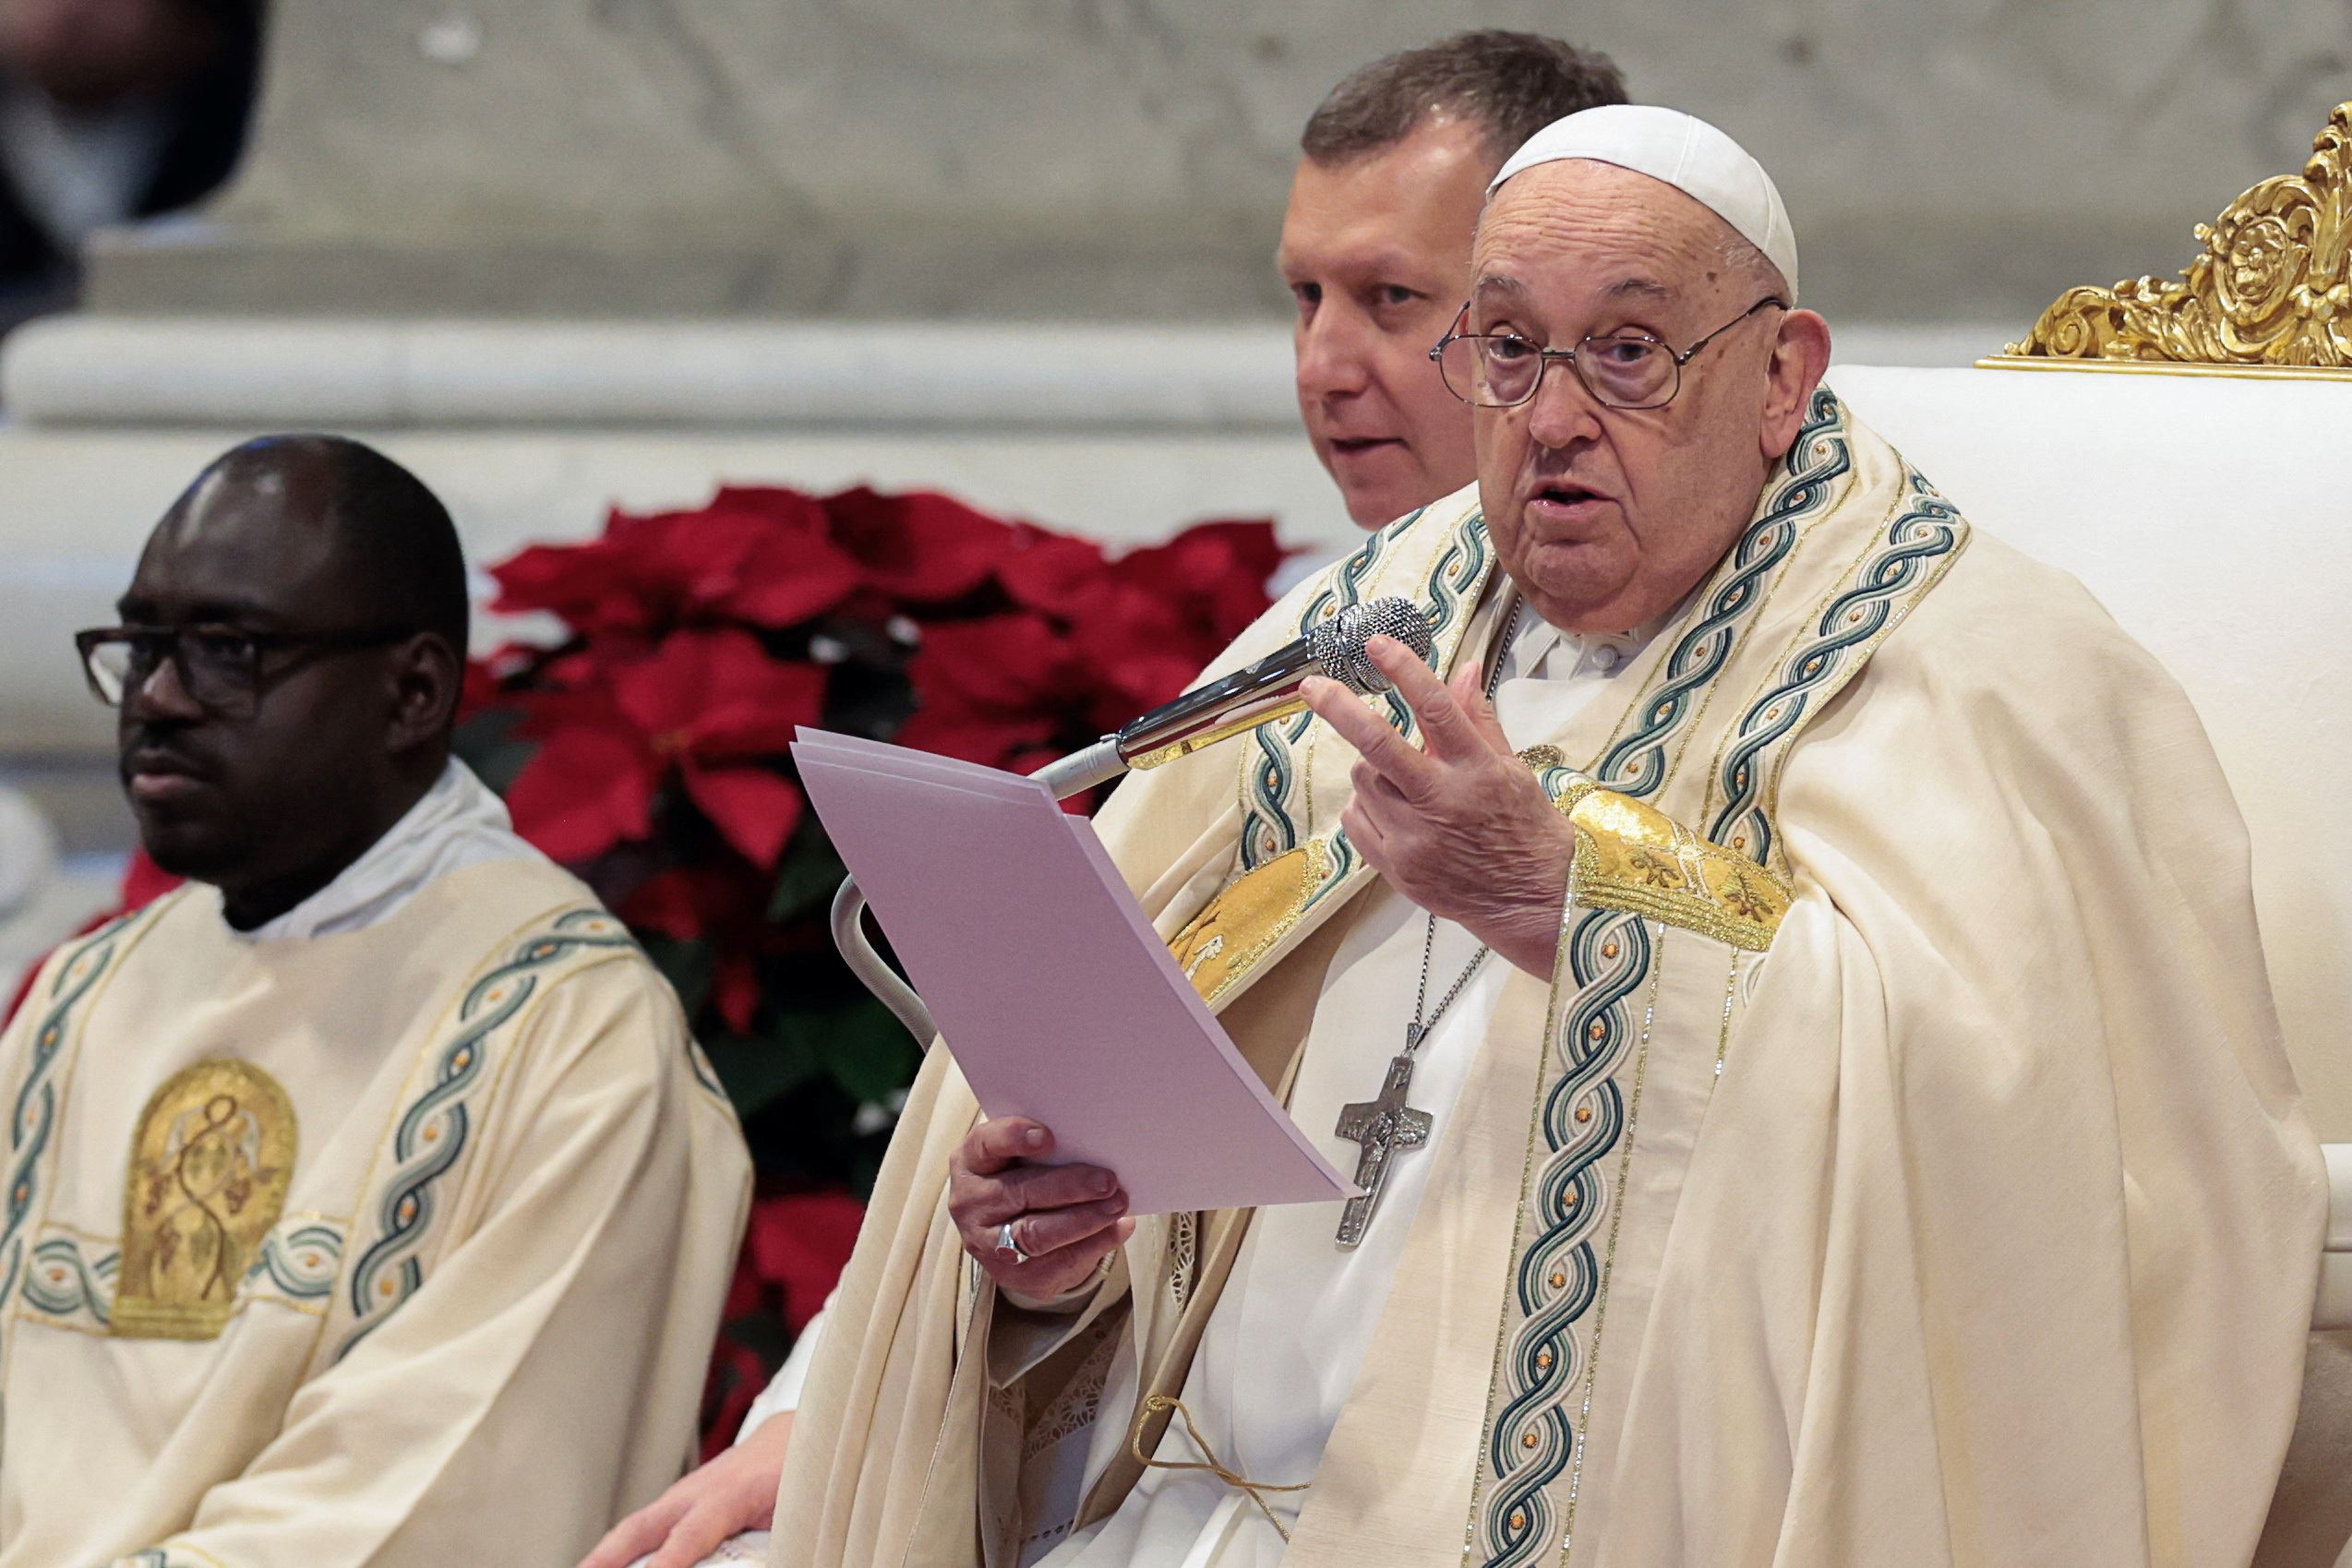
[114,1059,297,1340]
[1167,840,1330,1004]
[1995,101,2352,374]
[1555,784,1790,952]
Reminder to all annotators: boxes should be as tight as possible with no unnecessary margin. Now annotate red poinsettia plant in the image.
[458,484,1283,1447]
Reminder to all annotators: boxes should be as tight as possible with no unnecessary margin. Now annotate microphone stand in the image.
[826,594,1433,1047]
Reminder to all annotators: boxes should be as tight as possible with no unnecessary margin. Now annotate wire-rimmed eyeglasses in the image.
[1430,295,1788,411]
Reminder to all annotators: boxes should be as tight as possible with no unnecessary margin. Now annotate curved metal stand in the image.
[830,876,938,1046]
[828,736,1129,1047]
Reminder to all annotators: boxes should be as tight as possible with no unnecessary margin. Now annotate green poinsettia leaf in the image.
[806,1000,924,1105]
[638,935,715,1021]
[452,708,536,795]
[702,1030,822,1119]
[769,824,848,922]
[723,1311,791,1364]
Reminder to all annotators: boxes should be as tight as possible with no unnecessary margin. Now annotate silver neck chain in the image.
[1405,594,1526,1054]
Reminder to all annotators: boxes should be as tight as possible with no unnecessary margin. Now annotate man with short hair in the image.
[775,106,2322,1568]
[1282,30,1625,528]
[0,435,751,1567]
[578,33,1628,1568]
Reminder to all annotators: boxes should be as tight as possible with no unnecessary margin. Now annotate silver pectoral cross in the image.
[1333,1047,1434,1248]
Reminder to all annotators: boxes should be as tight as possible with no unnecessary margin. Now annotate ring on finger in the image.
[995,1219,1029,1267]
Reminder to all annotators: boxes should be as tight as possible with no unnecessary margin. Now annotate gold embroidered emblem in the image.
[1625,846,1686,889]
[114,1059,297,1340]
[1554,786,1792,952]
[1166,840,1330,1003]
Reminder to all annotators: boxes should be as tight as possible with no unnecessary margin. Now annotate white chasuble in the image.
[0,854,752,1568]
[772,390,2323,1568]
[1034,601,1658,1568]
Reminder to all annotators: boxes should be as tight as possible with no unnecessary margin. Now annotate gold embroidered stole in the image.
[1284,391,1970,1566]
[1074,389,1973,1555]
[766,389,1973,1568]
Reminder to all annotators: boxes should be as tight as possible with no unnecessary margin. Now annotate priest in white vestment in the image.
[771,107,2326,1568]
[0,436,751,1568]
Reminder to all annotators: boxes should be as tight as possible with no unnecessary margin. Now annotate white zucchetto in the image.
[1488,105,1800,301]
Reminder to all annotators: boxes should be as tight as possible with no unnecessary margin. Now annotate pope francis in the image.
[771,106,2326,1568]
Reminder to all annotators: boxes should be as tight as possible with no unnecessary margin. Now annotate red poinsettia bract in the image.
[503,629,823,869]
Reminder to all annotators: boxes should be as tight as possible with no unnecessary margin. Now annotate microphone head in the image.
[1308,596,1436,697]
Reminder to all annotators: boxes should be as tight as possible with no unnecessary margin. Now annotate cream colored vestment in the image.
[0,854,751,1568]
[774,390,2324,1568]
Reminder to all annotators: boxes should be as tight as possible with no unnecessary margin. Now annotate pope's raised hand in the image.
[948,1117,1133,1302]
[1301,635,1574,977]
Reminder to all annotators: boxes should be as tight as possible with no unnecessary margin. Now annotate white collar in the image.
[232,760,538,943]
[1505,597,1674,678]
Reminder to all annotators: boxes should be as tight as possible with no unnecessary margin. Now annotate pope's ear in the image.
[1760,308,1832,462]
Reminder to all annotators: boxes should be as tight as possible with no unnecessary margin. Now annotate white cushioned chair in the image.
[1827,347,2350,1567]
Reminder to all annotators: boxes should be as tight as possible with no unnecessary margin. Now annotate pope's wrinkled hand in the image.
[1302,634,1574,977]
[949,1117,1134,1302]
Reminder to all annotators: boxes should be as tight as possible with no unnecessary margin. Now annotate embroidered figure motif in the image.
[1165,841,1329,1004]
[1720,868,1773,923]
[1180,934,1225,981]
[1557,787,1791,953]
[114,1059,297,1340]
[1625,847,1686,889]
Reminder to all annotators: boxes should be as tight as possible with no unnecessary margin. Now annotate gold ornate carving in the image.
[114,1059,297,1340]
[1999,102,2352,372]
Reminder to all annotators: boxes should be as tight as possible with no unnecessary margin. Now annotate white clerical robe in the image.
[1034,610,1658,1567]
[0,764,752,1568]
[771,390,2322,1568]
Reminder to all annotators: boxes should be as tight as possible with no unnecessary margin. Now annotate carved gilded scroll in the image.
[1997,101,2352,372]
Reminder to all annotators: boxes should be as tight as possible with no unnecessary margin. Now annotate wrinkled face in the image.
[114,461,411,902]
[1280,117,1492,528]
[1470,161,1823,633]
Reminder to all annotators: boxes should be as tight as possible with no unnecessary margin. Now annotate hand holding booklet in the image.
[791,729,1358,1216]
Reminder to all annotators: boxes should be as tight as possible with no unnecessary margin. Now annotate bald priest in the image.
[0,437,750,1567]
[773,105,2325,1568]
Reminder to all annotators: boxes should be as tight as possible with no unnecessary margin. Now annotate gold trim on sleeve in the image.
[1992,101,2352,374]
[1555,785,1790,952]
[1165,840,1331,1003]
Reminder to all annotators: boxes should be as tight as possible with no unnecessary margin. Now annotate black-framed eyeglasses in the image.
[1430,295,1788,411]
[74,622,417,716]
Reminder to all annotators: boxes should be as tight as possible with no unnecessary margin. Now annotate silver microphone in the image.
[1029,595,1435,799]
[834,595,1436,1045]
